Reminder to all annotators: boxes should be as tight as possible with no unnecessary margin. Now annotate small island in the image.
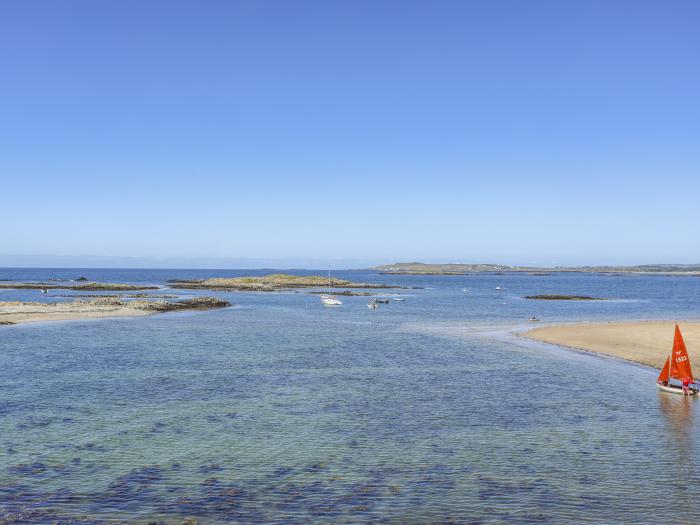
[0,297,230,326]
[374,262,511,275]
[0,282,159,291]
[169,274,400,291]
[524,295,606,301]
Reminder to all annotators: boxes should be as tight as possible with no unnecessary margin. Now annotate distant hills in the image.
[373,262,700,275]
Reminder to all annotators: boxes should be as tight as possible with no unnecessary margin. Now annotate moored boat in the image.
[656,325,697,395]
[320,268,342,306]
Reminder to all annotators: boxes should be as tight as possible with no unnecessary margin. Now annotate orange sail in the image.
[657,356,670,383]
[669,324,694,382]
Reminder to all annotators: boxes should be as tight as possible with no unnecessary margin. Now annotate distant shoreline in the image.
[373,262,700,276]
[522,320,700,369]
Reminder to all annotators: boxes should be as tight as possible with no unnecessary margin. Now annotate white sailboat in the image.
[321,268,342,306]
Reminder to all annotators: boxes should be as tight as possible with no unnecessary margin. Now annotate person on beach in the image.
[682,377,691,395]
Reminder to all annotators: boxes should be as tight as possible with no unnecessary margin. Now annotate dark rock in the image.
[199,464,224,473]
[524,294,606,300]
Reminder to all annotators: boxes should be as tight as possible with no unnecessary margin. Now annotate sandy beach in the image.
[0,297,230,325]
[524,321,700,368]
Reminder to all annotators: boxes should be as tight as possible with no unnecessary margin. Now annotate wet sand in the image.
[523,321,700,368]
[0,300,152,325]
[0,297,230,325]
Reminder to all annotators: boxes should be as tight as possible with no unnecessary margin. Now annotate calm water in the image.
[2,268,700,524]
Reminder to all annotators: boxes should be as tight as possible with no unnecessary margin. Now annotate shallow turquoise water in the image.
[2,269,700,523]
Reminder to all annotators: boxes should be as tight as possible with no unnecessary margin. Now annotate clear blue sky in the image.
[2,1,698,267]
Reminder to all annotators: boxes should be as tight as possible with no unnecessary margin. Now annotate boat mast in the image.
[668,343,674,385]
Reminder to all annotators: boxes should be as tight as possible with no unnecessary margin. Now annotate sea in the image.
[2,268,700,524]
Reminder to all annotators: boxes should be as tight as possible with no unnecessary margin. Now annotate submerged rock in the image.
[198,463,224,473]
[309,290,374,296]
[8,462,48,475]
[524,294,606,300]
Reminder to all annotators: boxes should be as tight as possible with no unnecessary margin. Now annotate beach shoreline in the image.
[522,320,700,369]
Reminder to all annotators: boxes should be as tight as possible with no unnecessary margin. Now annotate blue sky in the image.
[1,1,698,267]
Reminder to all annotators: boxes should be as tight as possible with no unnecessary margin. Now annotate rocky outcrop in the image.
[0,282,159,291]
[0,296,232,326]
[60,296,231,311]
[128,296,231,312]
[169,274,398,291]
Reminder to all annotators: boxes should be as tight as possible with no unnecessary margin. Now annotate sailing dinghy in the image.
[656,325,697,395]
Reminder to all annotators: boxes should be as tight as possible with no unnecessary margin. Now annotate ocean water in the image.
[2,268,700,524]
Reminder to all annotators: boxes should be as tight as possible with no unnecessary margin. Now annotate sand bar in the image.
[0,297,230,326]
[524,321,700,368]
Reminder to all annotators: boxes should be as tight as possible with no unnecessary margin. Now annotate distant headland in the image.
[373,262,700,276]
